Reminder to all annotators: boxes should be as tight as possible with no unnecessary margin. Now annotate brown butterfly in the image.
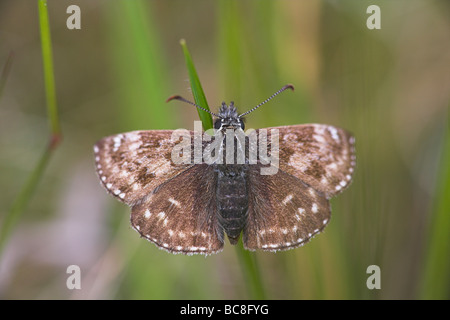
[94,85,355,255]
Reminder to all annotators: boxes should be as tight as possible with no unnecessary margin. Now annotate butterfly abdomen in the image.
[215,165,249,244]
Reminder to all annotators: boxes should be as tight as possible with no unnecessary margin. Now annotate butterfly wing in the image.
[94,130,223,255]
[131,164,224,255]
[244,164,331,251]
[266,124,356,198]
[243,124,355,251]
[94,130,193,205]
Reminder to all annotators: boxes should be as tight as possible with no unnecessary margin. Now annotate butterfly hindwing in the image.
[131,164,224,255]
[243,164,331,251]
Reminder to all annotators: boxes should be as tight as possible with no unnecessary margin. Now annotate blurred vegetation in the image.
[0,0,449,299]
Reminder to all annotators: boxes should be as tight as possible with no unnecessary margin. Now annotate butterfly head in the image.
[214,102,245,131]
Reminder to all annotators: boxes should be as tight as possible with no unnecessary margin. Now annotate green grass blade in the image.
[107,0,171,130]
[421,111,450,299]
[38,0,60,138]
[0,0,60,258]
[235,242,266,299]
[180,39,213,131]
[0,148,52,256]
[217,0,242,100]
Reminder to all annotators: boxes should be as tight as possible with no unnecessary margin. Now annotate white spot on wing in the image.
[312,203,318,213]
[313,134,326,143]
[328,163,337,170]
[328,126,340,142]
[112,134,123,151]
[129,141,141,151]
[168,198,181,208]
[282,194,293,205]
[157,212,166,220]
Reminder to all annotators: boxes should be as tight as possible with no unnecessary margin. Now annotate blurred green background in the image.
[0,0,449,299]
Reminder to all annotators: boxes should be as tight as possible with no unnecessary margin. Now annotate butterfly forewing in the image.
[271,124,356,199]
[94,130,192,205]
[131,164,224,255]
[244,164,331,251]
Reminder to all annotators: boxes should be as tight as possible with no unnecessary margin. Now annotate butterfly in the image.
[94,85,355,255]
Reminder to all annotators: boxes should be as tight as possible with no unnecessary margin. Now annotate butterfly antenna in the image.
[166,95,220,118]
[238,84,294,118]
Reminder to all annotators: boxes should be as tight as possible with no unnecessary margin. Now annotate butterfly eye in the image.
[240,121,245,130]
[214,119,222,130]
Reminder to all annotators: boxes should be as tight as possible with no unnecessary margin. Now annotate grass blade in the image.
[0,0,61,258]
[38,0,60,138]
[180,39,213,131]
[106,0,171,130]
[0,148,52,256]
[421,111,450,299]
[235,242,266,299]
